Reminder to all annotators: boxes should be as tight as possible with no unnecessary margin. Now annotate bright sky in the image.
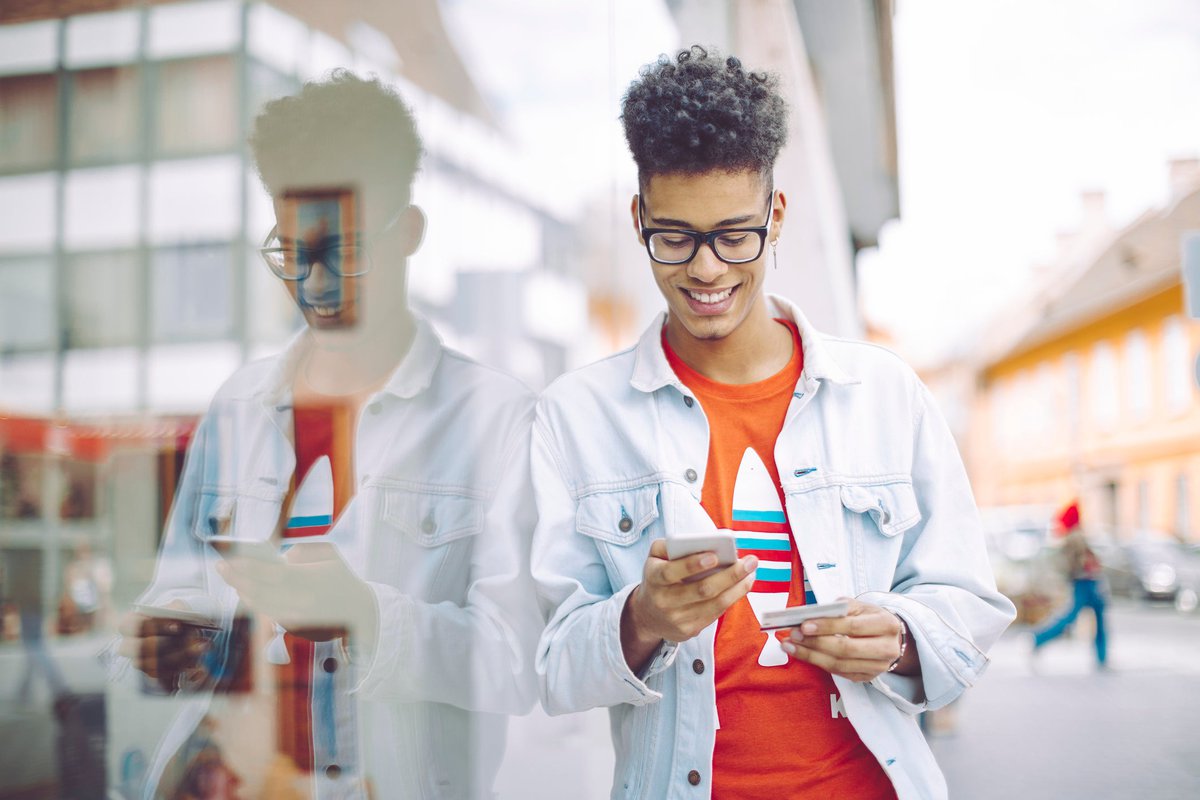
[443,0,1200,365]
[441,0,678,217]
[859,0,1200,364]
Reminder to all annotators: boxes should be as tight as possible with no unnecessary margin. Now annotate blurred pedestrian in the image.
[1032,501,1108,668]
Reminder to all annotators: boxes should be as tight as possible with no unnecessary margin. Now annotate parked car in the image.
[1174,543,1200,614]
[979,506,1064,625]
[1091,534,1189,603]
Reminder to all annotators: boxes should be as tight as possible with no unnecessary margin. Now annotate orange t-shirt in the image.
[664,320,896,800]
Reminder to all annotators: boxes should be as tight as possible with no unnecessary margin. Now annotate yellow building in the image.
[970,176,1200,542]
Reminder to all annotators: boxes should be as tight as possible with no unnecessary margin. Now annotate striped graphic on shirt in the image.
[729,447,813,666]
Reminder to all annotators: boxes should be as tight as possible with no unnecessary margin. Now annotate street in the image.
[931,601,1200,799]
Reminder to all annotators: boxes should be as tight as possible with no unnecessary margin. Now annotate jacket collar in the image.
[235,315,444,406]
[629,293,859,394]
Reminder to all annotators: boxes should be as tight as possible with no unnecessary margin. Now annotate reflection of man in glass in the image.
[116,71,538,799]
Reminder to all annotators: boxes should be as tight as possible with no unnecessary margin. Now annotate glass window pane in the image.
[0,453,43,520]
[152,244,234,342]
[69,66,142,163]
[155,56,237,155]
[65,250,142,348]
[0,73,59,171]
[0,258,55,350]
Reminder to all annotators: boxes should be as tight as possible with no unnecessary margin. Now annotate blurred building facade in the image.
[0,2,898,797]
[969,165,1200,542]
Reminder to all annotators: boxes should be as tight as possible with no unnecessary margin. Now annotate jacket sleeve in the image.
[861,382,1016,713]
[351,405,541,716]
[529,406,674,715]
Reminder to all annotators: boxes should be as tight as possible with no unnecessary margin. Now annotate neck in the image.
[665,301,793,384]
[301,308,416,398]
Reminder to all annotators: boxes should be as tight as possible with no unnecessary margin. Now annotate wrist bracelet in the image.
[886,612,907,673]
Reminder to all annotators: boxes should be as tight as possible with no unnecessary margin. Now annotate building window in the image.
[68,66,142,164]
[1125,329,1151,419]
[1177,473,1192,540]
[0,453,42,520]
[1163,316,1192,413]
[0,73,59,172]
[65,250,142,348]
[152,244,234,342]
[154,56,237,156]
[1136,479,1150,531]
[1089,341,1119,429]
[0,258,55,351]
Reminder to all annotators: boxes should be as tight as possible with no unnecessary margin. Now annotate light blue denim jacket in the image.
[531,295,1016,800]
[123,319,540,799]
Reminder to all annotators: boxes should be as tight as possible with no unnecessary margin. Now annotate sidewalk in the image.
[930,602,1200,799]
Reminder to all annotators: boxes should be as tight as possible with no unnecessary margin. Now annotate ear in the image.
[399,205,427,257]
[770,189,787,243]
[630,194,645,245]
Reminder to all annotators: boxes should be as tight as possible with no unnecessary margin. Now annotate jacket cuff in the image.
[606,582,675,705]
[858,591,991,712]
[348,580,407,697]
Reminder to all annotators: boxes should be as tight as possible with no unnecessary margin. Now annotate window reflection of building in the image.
[0,73,58,171]
[65,250,143,349]
[69,66,142,164]
[154,56,237,156]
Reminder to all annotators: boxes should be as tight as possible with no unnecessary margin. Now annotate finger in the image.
[675,556,758,604]
[789,631,898,662]
[283,541,339,565]
[782,641,887,681]
[119,613,159,638]
[648,539,669,560]
[795,607,897,639]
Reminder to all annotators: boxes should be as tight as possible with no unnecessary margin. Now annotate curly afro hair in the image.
[249,69,423,212]
[621,45,788,187]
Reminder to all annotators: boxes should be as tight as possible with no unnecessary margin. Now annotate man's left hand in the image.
[780,598,918,682]
[216,541,378,649]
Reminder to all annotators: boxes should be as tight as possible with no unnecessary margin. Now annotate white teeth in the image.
[687,287,733,304]
[311,306,339,317]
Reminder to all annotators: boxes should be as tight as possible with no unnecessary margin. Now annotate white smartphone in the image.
[132,603,220,630]
[665,531,738,583]
[206,535,285,565]
[758,600,850,631]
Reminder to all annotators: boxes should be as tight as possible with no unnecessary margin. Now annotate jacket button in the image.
[683,396,694,407]
[685,468,698,483]
[323,657,338,673]
[618,516,633,533]
[687,770,701,786]
[692,659,704,674]
[421,518,436,534]
[325,764,341,779]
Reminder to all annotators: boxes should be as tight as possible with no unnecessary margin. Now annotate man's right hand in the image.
[117,603,214,693]
[620,539,757,672]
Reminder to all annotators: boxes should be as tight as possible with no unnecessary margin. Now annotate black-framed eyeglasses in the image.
[638,192,774,265]
[257,208,404,280]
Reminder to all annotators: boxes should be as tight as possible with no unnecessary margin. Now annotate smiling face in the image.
[270,188,420,339]
[633,169,785,348]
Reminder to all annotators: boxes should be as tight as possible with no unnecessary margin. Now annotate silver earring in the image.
[771,240,778,270]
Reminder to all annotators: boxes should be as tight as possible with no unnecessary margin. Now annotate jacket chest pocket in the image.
[839,481,922,594]
[576,484,660,590]
[374,487,485,601]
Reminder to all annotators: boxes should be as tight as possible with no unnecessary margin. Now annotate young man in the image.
[115,72,538,799]
[532,46,1015,799]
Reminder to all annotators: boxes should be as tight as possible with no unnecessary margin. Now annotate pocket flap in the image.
[383,489,484,546]
[192,491,237,541]
[577,485,660,546]
[839,482,922,537]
